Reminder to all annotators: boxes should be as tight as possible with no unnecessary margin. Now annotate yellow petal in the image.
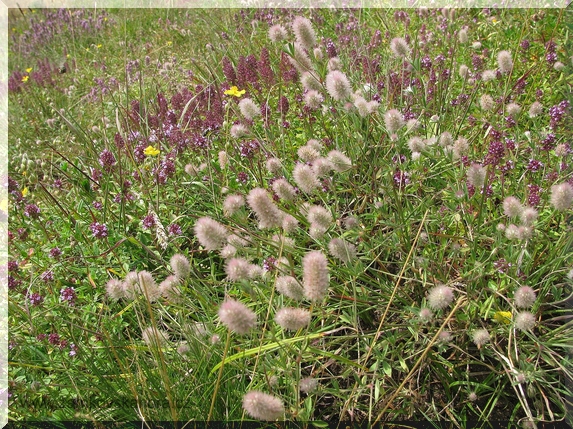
[493,311,512,324]
[143,145,160,156]
[22,187,29,197]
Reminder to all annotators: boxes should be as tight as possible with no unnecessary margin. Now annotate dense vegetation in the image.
[7,7,573,427]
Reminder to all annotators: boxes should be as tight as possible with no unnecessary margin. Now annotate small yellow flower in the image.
[224,86,246,97]
[22,187,29,198]
[144,145,160,156]
[86,48,90,52]
[493,311,512,324]
[167,41,172,46]
[97,44,102,49]
[21,76,29,82]
[26,67,32,73]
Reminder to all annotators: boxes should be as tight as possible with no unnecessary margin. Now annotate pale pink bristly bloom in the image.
[223,194,245,217]
[238,98,261,121]
[328,238,357,264]
[497,50,513,74]
[268,24,288,42]
[503,196,524,218]
[327,150,352,172]
[194,217,228,250]
[275,307,311,331]
[302,251,329,302]
[225,257,252,281]
[242,391,284,420]
[384,109,405,133]
[293,163,320,194]
[218,299,257,335]
[550,182,573,211]
[292,16,316,51]
[325,70,352,101]
[390,37,410,57]
[275,275,305,301]
[170,254,190,280]
[427,285,454,310]
[247,188,284,228]
[272,178,297,202]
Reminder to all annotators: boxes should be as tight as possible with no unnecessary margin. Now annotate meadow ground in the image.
[6,7,573,427]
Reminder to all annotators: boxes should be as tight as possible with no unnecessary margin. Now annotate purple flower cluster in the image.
[393,169,411,189]
[60,287,77,305]
[548,101,569,130]
[28,292,44,306]
[168,223,182,236]
[142,214,156,230]
[23,204,41,219]
[239,140,260,158]
[90,222,108,239]
[98,149,117,172]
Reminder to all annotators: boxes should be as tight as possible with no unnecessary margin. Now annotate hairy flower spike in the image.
[242,391,284,421]
[268,24,288,43]
[302,251,329,302]
[427,285,454,310]
[225,257,252,281]
[467,163,487,189]
[304,90,324,109]
[325,70,352,101]
[550,182,573,211]
[292,16,316,51]
[275,307,311,331]
[503,196,524,218]
[106,279,124,300]
[238,98,261,121]
[218,299,257,335]
[194,217,228,251]
[497,50,513,74]
[515,311,536,331]
[223,194,245,217]
[328,238,357,264]
[327,150,352,172]
[514,286,536,308]
[275,276,304,301]
[170,254,190,280]
[384,109,405,134]
[390,37,410,57]
[293,163,320,194]
[247,188,284,228]
[472,328,490,347]
[272,178,297,202]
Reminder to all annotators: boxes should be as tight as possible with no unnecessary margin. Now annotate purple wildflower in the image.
[168,223,182,236]
[90,222,108,239]
[526,159,544,172]
[60,287,77,305]
[98,149,116,171]
[24,204,41,219]
[237,172,249,184]
[41,270,54,282]
[49,247,62,259]
[28,292,44,306]
[8,260,19,273]
[48,333,61,346]
[263,257,277,272]
[142,214,156,230]
[393,169,411,189]
[69,343,78,356]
